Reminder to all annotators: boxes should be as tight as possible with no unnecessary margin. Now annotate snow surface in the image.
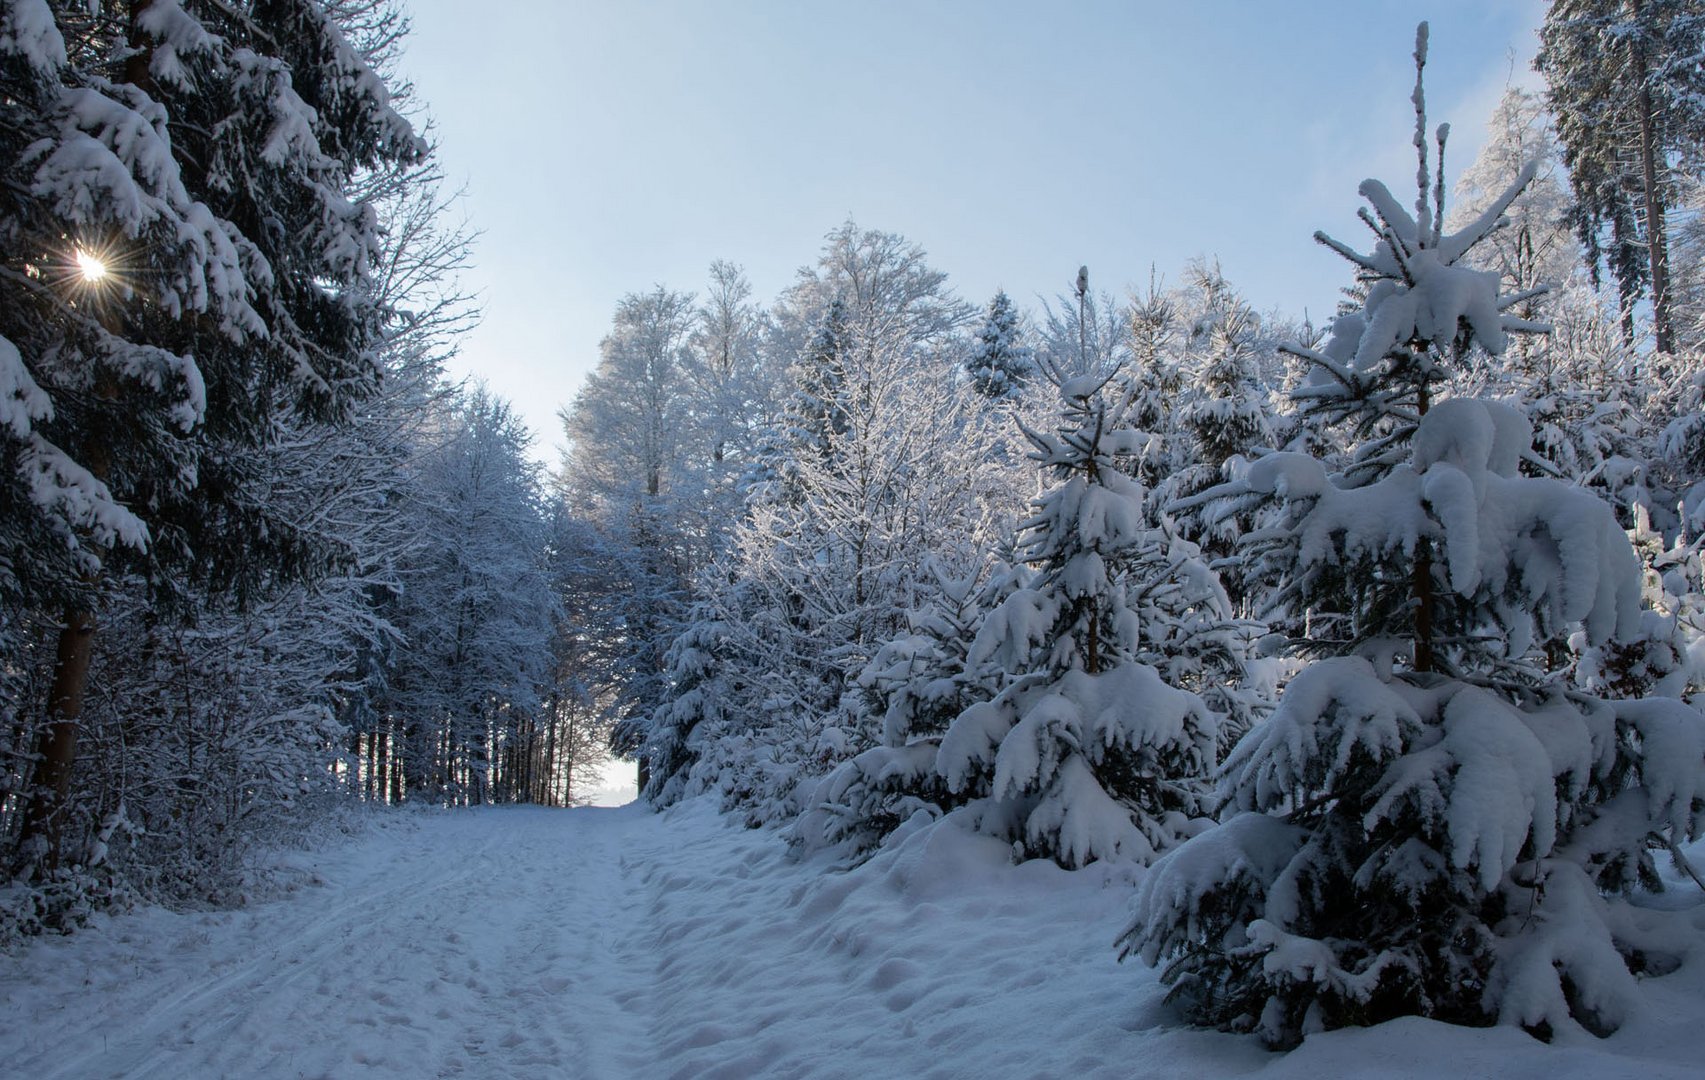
[1,800,1702,1079]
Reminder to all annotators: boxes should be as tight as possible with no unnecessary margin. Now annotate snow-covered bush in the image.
[1575,506,1705,701]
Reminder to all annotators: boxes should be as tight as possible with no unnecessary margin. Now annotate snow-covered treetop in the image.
[1283,24,1552,484]
[1300,25,1545,368]
[966,290,1033,401]
[1450,87,1575,297]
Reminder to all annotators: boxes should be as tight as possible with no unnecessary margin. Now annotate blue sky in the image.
[400,0,1549,464]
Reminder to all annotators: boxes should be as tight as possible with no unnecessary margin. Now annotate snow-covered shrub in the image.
[1573,507,1705,701]
[0,862,133,947]
[63,579,351,906]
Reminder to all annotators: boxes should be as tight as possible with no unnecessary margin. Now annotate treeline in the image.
[0,1,604,936]
[576,14,1705,1050]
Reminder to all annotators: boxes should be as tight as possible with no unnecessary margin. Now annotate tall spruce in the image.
[1537,0,1705,352]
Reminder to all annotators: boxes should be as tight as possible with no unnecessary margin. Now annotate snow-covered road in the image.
[2,801,1703,1079]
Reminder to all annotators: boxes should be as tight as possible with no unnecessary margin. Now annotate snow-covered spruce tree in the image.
[1165,264,1280,603]
[1123,29,1705,1047]
[1250,31,1548,666]
[1119,275,1191,494]
[2,0,421,874]
[965,291,1034,401]
[782,296,854,477]
[637,603,733,806]
[1178,268,1276,487]
[792,554,1028,857]
[932,360,1219,869]
[1054,268,1274,758]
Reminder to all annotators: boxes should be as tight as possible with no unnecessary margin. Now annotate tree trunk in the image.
[387,717,403,804]
[373,724,384,804]
[542,704,559,805]
[1631,8,1674,355]
[123,0,158,94]
[1086,603,1101,675]
[1411,378,1436,673]
[562,709,578,806]
[14,609,98,872]
[1411,548,1437,673]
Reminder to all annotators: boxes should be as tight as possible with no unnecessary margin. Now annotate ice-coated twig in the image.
[1499,317,1552,335]
[1279,341,1355,388]
[1357,206,1385,243]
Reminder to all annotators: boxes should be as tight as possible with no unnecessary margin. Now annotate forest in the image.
[3,0,1705,1057]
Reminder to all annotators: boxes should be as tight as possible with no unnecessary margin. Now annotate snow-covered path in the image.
[3,801,1703,1079]
[2,806,656,1079]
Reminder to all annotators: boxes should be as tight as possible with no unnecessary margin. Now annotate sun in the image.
[57,243,130,318]
[74,248,108,283]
